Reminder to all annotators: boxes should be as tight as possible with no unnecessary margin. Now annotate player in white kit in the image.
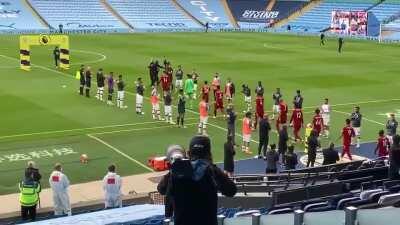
[321,98,331,138]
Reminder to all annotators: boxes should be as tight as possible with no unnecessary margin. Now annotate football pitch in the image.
[0,32,399,195]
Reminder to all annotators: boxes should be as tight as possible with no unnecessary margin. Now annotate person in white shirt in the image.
[321,98,331,138]
[103,164,122,209]
[49,163,71,216]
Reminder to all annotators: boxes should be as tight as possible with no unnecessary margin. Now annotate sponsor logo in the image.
[242,10,279,20]
[147,23,187,28]
[65,22,115,28]
[0,22,15,29]
[39,34,51,45]
[190,1,220,22]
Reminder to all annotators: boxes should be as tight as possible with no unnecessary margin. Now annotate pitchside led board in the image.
[331,10,368,36]
[19,35,70,71]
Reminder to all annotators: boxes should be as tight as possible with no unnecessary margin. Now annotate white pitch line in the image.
[303,98,400,110]
[0,118,195,140]
[332,109,385,126]
[69,49,107,66]
[87,134,153,172]
[90,122,198,135]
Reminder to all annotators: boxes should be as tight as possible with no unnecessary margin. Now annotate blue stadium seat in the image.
[0,0,46,31]
[28,0,127,31]
[107,0,202,30]
[176,0,234,28]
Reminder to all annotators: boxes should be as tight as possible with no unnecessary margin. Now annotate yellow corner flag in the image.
[75,70,80,80]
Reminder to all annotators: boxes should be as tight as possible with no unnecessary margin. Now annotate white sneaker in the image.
[356,144,360,148]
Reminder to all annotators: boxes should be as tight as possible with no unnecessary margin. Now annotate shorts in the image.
[175,79,183,88]
[117,91,124,100]
[215,102,224,109]
[354,127,361,136]
[136,94,143,105]
[193,84,198,91]
[322,114,330,126]
[200,116,208,124]
[244,96,251,103]
[152,103,160,111]
[343,144,351,152]
[98,86,104,91]
[273,105,280,113]
[164,105,172,115]
[243,134,251,143]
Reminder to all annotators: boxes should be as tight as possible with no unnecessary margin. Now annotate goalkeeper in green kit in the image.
[184,74,195,109]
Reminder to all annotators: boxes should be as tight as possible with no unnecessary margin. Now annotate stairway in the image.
[221,0,239,28]
[171,0,203,26]
[22,0,50,29]
[266,0,276,11]
[272,0,322,28]
[100,0,134,31]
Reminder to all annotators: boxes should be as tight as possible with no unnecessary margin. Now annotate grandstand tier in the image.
[176,0,234,28]
[0,0,46,31]
[285,0,376,33]
[28,0,128,31]
[107,0,202,30]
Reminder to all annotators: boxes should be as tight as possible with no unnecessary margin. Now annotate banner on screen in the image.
[331,10,368,35]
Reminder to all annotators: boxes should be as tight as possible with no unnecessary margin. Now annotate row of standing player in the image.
[79,62,397,161]
[77,65,128,109]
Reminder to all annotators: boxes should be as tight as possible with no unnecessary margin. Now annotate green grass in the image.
[0,32,399,195]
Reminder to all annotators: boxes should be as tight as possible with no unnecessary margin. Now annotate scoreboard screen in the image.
[331,10,368,35]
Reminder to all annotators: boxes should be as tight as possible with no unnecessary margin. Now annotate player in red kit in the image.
[160,71,170,97]
[276,99,288,131]
[338,119,355,161]
[200,81,210,104]
[375,130,390,157]
[290,108,304,141]
[213,87,224,118]
[312,109,324,136]
[254,95,265,129]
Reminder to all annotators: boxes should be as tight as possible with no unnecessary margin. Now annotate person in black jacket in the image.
[278,125,289,163]
[322,142,340,165]
[389,135,400,180]
[157,135,236,225]
[24,161,42,183]
[226,105,237,146]
[265,144,279,173]
[79,64,85,95]
[307,130,320,167]
[284,145,298,170]
[258,114,271,158]
[224,136,235,177]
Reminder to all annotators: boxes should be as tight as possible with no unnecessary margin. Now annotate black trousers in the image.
[54,57,59,66]
[227,124,235,145]
[258,136,269,156]
[21,205,36,221]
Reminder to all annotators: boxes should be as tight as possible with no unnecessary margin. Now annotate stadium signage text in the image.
[242,10,279,20]
[147,23,187,28]
[0,147,78,164]
[0,22,15,29]
[190,1,220,22]
[65,22,115,29]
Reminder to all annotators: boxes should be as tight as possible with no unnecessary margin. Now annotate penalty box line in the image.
[87,123,198,172]
[0,118,197,140]
[87,134,153,172]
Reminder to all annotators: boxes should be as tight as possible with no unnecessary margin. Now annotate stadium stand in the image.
[0,0,47,32]
[175,0,234,28]
[271,0,308,21]
[226,0,271,29]
[27,0,128,31]
[368,1,400,22]
[107,0,202,30]
[285,0,376,32]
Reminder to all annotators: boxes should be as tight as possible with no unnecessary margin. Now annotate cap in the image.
[189,135,211,159]
[166,145,185,163]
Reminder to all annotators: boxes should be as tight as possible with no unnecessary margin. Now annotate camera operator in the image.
[157,135,237,225]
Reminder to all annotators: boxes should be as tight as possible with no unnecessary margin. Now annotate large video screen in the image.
[331,10,368,35]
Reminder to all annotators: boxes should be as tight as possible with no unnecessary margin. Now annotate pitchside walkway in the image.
[0,171,165,217]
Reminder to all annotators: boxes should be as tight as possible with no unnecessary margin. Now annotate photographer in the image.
[157,135,237,225]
